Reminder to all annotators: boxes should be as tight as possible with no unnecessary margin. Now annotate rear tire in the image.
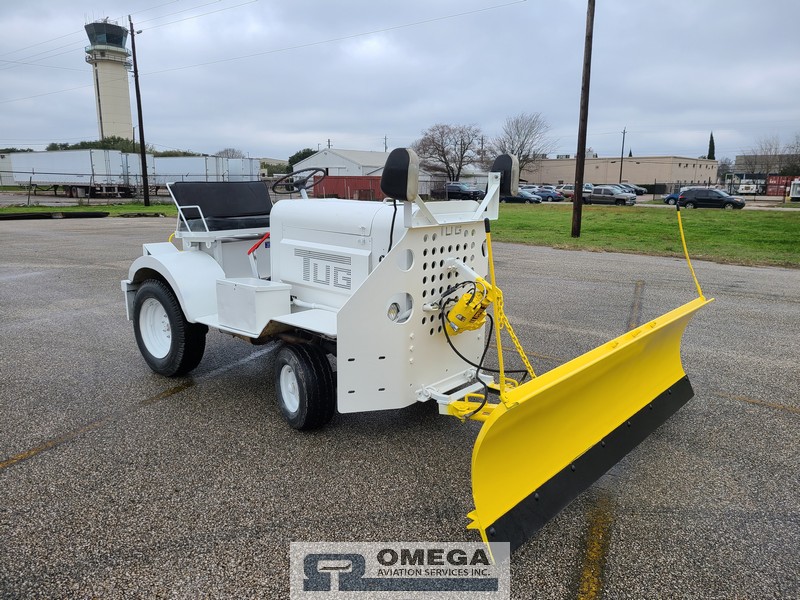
[685,201,696,209]
[274,344,335,430]
[133,279,207,376]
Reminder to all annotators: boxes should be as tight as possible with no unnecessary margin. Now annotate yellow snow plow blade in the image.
[466,294,711,552]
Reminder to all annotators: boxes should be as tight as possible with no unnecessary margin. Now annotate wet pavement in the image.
[0,218,797,598]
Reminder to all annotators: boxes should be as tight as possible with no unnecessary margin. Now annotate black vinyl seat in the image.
[169,181,273,232]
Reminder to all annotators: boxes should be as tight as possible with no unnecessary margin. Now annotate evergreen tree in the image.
[288,148,316,167]
[707,132,716,160]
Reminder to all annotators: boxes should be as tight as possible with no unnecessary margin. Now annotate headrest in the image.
[490,154,519,196]
[381,148,420,202]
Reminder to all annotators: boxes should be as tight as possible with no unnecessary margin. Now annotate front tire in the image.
[133,279,207,376]
[723,203,734,210]
[274,344,335,430]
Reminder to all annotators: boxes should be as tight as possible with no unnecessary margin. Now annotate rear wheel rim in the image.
[280,364,300,413]
[139,297,171,358]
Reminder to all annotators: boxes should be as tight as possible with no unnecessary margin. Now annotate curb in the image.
[0,211,110,220]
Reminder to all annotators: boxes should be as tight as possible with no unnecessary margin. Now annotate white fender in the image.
[121,242,225,322]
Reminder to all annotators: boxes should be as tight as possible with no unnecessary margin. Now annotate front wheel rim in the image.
[279,364,301,413]
[139,297,171,358]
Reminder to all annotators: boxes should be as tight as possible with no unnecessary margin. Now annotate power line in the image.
[143,0,527,76]
[0,1,527,105]
[0,1,244,73]
[0,0,206,59]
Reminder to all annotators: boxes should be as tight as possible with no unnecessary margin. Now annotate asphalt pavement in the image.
[0,218,797,599]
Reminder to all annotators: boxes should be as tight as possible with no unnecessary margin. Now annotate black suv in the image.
[678,188,745,210]
[444,182,484,200]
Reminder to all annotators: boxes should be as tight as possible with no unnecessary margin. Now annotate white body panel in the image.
[269,199,406,309]
[122,243,224,321]
[336,221,488,412]
[217,278,292,333]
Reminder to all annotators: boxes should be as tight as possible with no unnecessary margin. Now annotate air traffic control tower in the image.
[84,19,133,140]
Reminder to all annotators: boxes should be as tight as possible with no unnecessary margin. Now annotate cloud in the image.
[1,0,798,161]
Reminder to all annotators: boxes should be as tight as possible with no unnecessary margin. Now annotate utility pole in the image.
[571,0,596,238]
[618,126,627,183]
[327,139,332,149]
[129,16,149,206]
[384,135,388,152]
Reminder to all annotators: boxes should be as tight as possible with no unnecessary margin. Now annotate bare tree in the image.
[412,124,482,181]
[215,147,246,158]
[490,112,555,174]
[755,135,783,175]
[781,134,800,174]
[738,151,760,178]
[717,157,733,181]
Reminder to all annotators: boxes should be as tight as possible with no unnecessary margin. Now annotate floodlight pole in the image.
[619,126,626,183]
[572,0,595,238]
[129,15,150,206]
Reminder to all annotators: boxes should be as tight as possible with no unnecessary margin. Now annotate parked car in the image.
[578,183,596,199]
[444,182,485,200]
[584,185,636,206]
[663,192,680,205]
[617,183,647,195]
[556,184,574,198]
[533,188,566,202]
[678,188,745,209]
[500,189,542,204]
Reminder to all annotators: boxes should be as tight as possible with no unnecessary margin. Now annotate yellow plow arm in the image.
[467,295,712,551]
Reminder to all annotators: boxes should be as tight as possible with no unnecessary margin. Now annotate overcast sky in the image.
[1,0,798,162]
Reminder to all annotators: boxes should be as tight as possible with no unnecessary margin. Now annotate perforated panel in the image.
[417,227,483,336]
[336,223,488,413]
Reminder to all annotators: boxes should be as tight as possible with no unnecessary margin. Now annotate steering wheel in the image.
[271,168,327,195]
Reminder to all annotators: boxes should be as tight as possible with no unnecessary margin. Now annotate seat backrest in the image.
[168,181,272,218]
[380,148,420,202]
[490,154,519,197]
